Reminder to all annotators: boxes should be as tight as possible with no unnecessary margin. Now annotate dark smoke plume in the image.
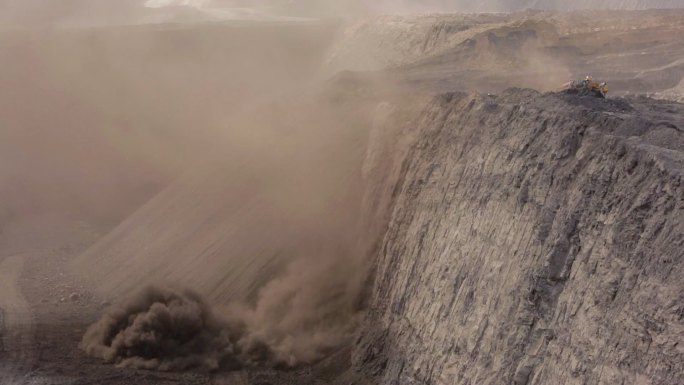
[81,261,363,371]
[80,286,247,371]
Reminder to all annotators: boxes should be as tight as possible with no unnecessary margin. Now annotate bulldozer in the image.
[561,76,609,98]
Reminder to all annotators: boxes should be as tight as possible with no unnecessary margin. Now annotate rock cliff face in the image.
[355,90,684,385]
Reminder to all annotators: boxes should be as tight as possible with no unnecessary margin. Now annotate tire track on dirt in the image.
[0,254,36,385]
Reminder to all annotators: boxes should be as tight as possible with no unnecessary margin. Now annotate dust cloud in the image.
[80,286,242,371]
[2,0,592,375]
[229,250,367,366]
[1,0,378,370]
[25,1,383,372]
[78,102,374,369]
[81,251,366,371]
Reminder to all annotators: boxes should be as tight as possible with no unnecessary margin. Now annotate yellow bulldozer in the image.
[561,76,609,98]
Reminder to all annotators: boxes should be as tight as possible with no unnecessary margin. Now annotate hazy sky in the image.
[153,0,684,14]
[2,0,684,26]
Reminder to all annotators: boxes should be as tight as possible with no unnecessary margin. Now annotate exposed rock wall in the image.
[355,90,684,385]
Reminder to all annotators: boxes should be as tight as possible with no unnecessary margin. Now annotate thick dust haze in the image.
[4,0,684,27]
[0,3,567,373]
[81,252,366,371]
[75,79,378,369]
[0,18,338,227]
[8,0,679,377]
[1,6,378,370]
